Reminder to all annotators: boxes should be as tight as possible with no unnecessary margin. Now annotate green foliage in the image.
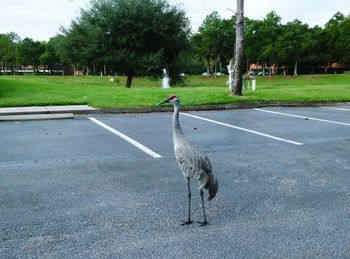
[336,17,350,65]
[324,12,346,63]
[191,11,235,74]
[258,12,282,66]
[303,26,331,68]
[40,38,61,71]
[60,0,191,87]
[274,19,309,75]
[244,18,262,64]
[16,38,45,72]
[0,33,19,72]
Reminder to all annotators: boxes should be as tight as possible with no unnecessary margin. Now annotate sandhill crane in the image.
[159,95,218,226]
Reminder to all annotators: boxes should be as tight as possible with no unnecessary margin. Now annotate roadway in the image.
[1,106,350,258]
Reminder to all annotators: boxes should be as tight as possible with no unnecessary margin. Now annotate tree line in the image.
[1,0,350,87]
[193,10,350,77]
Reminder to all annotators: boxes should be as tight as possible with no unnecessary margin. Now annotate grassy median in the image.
[0,74,350,108]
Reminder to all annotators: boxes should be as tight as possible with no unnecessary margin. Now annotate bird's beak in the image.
[159,99,170,106]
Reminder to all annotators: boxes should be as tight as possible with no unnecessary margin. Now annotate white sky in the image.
[0,0,349,41]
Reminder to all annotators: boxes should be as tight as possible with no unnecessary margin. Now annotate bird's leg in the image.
[198,189,208,226]
[181,177,193,225]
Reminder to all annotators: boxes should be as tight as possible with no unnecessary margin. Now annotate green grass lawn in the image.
[0,74,350,108]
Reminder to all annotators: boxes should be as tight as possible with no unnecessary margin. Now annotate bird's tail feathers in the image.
[205,175,218,201]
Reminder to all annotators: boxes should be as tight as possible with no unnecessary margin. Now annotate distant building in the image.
[249,62,348,75]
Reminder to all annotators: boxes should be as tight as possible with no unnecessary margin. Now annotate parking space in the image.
[0,118,152,164]
[186,106,350,145]
[1,106,350,257]
[86,113,174,158]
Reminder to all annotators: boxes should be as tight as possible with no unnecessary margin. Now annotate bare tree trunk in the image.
[227,58,234,90]
[13,61,16,75]
[262,63,265,76]
[214,57,217,77]
[328,62,333,74]
[126,74,133,88]
[232,0,244,96]
[206,57,210,75]
[294,60,298,77]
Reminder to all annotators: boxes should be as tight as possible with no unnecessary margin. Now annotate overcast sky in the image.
[1,0,349,41]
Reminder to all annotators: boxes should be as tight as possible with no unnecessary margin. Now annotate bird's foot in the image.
[197,221,208,226]
[181,220,193,225]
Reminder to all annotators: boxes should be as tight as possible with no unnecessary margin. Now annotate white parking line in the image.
[89,117,163,159]
[322,107,350,112]
[255,108,350,127]
[181,112,304,146]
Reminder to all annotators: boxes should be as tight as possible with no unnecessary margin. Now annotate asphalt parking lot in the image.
[1,105,350,258]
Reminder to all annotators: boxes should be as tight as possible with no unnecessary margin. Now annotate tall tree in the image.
[324,12,346,68]
[0,33,19,75]
[303,26,331,73]
[232,0,244,96]
[338,16,350,66]
[244,18,263,68]
[193,12,222,75]
[258,11,281,76]
[16,38,45,75]
[40,38,62,73]
[63,0,190,87]
[276,20,309,76]
[192,12,235,75]
[60,20,89,75]
[50,34,72,75]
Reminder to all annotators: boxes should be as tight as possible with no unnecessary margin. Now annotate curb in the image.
[0,113,75,121]
[0,105,95,116]
[0,102,349,117]
[96,101,350,114]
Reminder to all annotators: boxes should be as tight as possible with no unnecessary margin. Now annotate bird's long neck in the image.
[172,103,184,140]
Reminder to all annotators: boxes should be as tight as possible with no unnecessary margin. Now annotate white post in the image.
[162,68,170,88]
[227,59,234,90]
[252,79,256,91]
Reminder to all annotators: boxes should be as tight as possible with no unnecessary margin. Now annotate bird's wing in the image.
[175,141,213,184]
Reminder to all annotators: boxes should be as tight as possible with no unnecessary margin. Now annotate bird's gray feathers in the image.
[168,97,218,203]
[207,175,218,201]
[175,139,214,189]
